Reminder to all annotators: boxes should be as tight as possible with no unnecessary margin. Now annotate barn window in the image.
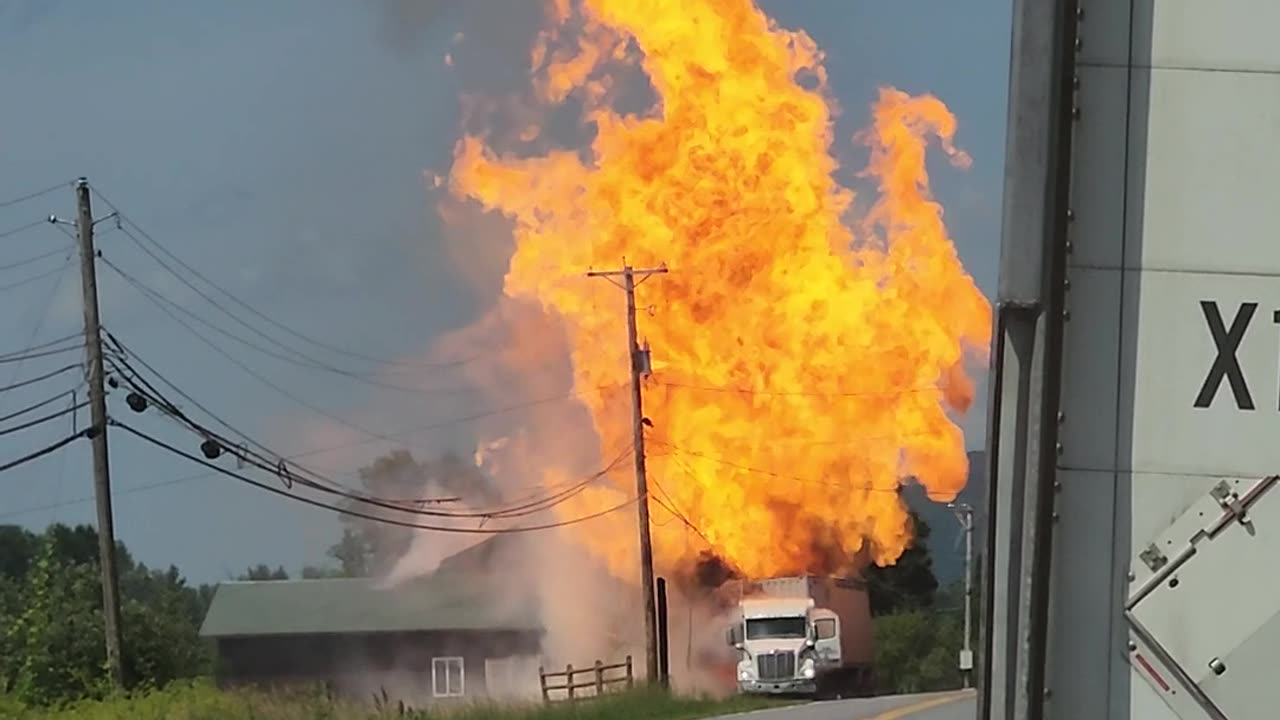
[432,656,465,697]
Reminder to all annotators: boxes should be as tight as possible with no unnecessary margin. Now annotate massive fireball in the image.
[448,0,991,579]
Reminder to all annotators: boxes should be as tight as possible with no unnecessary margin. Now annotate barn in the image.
[199,540,543,703]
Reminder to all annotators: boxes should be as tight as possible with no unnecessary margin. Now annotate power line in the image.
[656,379,943,399]
[104,342,447,504]
[0,364,80,394]
[96,257,460,451]
[0,181,70,210]
[0,332,84,360]
[90,186,476,372]
[0,258,77,423]
[0,437,628,523]
[0,398,88,438]
[101,257,524,397]
[103,336,634,519]
[111,419,643,535]
[650,438,906,493]
[0,470,206,519]
[106,230,372,375]
[104,323,618,474]
[0,219,54,242]
[119,363,633,520]
[0,259,73,293]
[0,388,621,521]
[0,245,69,272]
[0,390,77,424]
[0,429,88,475]
[100,319,614,461]
[0,344,85,365]
[649,471,715,548]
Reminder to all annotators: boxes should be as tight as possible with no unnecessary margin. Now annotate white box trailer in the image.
[982,1,1280,719]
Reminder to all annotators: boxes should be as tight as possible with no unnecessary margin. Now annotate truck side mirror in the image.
[726,626,743,648]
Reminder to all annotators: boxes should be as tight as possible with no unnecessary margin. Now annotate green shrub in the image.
[873,610,964,694]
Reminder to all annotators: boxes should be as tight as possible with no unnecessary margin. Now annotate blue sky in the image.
[0,0,1011,582]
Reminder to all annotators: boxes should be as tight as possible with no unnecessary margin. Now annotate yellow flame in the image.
[448,0,990,579]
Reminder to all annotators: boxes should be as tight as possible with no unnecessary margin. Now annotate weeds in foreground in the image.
[3,680,789,719]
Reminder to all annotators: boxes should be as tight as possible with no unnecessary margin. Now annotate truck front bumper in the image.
[738,679,816,696]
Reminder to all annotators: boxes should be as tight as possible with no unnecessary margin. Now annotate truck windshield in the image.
[745,617,806,640]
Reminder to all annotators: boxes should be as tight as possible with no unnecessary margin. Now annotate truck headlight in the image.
[801,658,816,679]
[738,660,754,681]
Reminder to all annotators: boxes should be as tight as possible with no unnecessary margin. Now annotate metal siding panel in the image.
[1042,469,1117,720]
[1058,267,1120,470]
[1198,613,1280,719]
[1120,271,1280,478]
[1124,69,1280,274]
[1080,0,1280,72]
[1068,66,1129,270]
[1130,673,1179,720]
[1139,1,1280,72]
[1077,0,1132,68]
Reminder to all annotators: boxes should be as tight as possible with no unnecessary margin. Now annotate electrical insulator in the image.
[125,392,148,413]
[200,438,222,460]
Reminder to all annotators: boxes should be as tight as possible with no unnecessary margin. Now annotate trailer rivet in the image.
[1065,239,1073,254]
[1045,688,1053,699]
[1056,411,1065,424]
[1128,641,1138,652]
[1053,481,1063,492]
[1072,75,1080,89]
[1064,276,1071,291]
[1052,513,1060,523]
[1063,309,1071,321]
[1076,7,1084,20]
[1072,106,1081,119]
[1127,571,1136,582]
[1066,208,1074,221]
[1075,37,1083,51]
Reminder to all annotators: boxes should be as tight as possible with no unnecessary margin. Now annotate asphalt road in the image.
[714,690,976,720]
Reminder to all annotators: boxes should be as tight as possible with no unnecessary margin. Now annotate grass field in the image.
[0,681,792,720]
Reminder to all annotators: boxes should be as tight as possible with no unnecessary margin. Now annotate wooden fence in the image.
[538,656,634,702]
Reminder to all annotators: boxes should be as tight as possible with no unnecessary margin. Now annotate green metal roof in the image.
[199,569,541,638]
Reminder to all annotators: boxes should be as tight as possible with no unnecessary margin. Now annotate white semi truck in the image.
[982,0,1280,718]
[724,576,874,698]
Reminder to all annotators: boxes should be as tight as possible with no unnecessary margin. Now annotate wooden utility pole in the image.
[586,262,667,686]
[74,177,125,688]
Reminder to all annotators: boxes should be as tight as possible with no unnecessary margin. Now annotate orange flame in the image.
[448,0,991,578]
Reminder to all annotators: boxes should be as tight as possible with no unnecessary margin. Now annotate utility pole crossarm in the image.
[75,178,126,689]
[585,265,668,278]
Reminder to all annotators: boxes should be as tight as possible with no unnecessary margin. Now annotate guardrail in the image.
[538,656,634,702]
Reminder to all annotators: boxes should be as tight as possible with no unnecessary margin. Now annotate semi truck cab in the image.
[726,596,844,695]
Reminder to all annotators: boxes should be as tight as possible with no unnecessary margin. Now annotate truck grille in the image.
[756,651,796,680]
